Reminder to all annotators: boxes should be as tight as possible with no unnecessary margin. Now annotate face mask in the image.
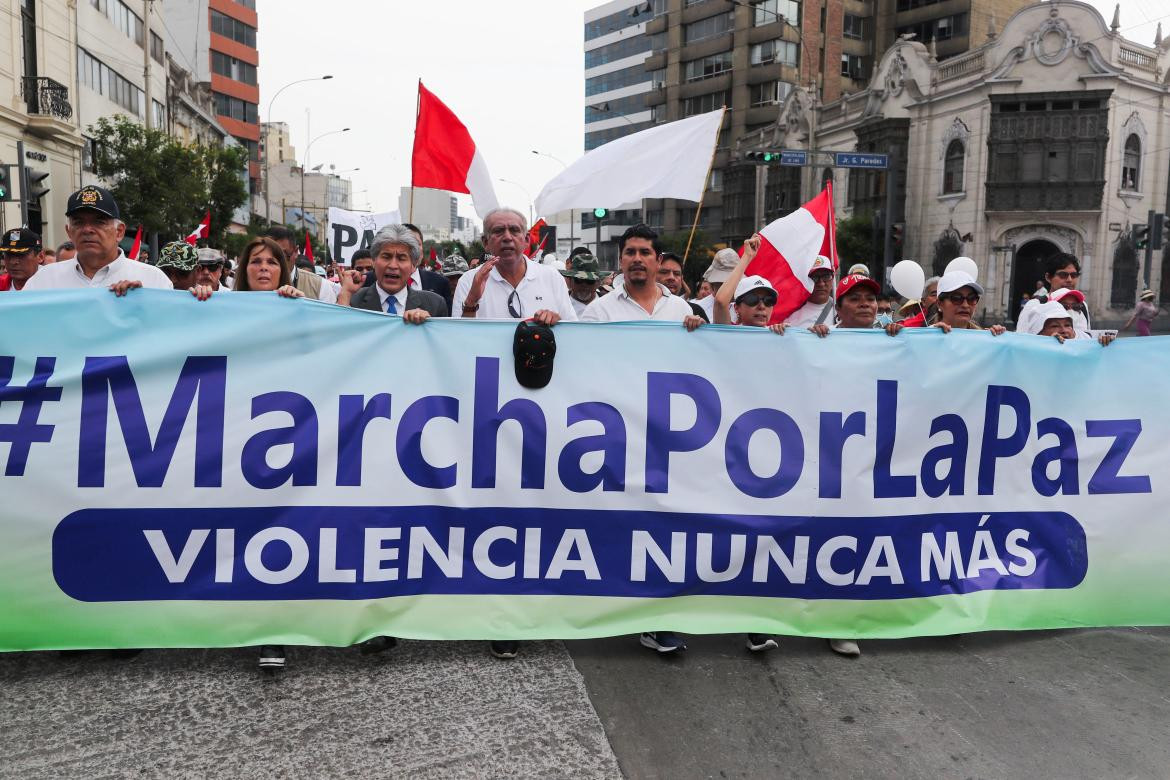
[874,313,894,327]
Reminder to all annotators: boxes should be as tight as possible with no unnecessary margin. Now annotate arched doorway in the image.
[1011,239,1060,319]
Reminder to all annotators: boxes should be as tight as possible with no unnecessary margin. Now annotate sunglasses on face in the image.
[738,293,777,308]
[943,293,980,305]
[1053,270,1081,280]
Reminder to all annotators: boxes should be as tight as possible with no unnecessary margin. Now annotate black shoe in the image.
[490,641,520,659]
[358,636,398,655]
[746,634,778,652]
[640,632,686,653]
[258,645,285,670]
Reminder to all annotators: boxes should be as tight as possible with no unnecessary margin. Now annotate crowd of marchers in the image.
[0,183,1151,671]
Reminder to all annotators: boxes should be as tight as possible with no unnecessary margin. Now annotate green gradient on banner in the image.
[2,290,1170,651]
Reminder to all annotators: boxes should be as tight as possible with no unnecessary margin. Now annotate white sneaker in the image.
[828,639,861,657]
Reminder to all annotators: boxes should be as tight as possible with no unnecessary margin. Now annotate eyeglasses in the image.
[507,289,523,319]
[738,293,777,308]
[1054,270,1081,280]
[942,293,980,305]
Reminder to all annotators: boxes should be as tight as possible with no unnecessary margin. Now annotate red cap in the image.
[835,274,881,301]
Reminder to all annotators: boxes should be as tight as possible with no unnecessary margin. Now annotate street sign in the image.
[779,150,807,166]
[834,152,889,169]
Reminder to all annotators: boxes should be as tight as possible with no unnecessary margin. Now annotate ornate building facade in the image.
[734,1,1170,326]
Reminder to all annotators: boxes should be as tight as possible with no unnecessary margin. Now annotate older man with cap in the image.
[155,241,200,291]
[0,228,44,291]
[195,248,230,291]
[437,253,468,311]
[24,185,171,294]
[784,255,836,329]
[562,251,603,317]
[695,246,739,323]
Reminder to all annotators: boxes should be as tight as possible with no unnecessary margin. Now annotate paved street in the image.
[1,628,1169,779]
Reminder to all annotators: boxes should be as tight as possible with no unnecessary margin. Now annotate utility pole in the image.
[142,0,153,130]
[882,149,899,276]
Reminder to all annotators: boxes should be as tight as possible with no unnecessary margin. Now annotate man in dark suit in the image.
[359,223,450,309]
[347,224,448,321]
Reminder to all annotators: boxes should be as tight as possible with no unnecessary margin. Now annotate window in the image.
[213,91,258,124]
[942,140,964,194]
[91,0,143,46]
[585,93,648,123]
[750,39,799,66]
[1122,134,1141,191]
[749,81,790,107]
[212,51,258,85]
[683,91,728,116]
[841,53,865,79]
[150,31,164,64]
[77,48,144,117]
[585,35,651,68]
[752,0,801,27]
[683,13,733,43]
[153,99,165,129]
[684,52,732,81]
[709,169,723,192]
[235,0,256,8]
[585,63,649,96]
[896,14,967,44]
[843,14,867,40]
[210,10,256,47]
[584,5,649,41]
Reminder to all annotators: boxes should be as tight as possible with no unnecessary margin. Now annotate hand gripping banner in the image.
[0,290,1167,650]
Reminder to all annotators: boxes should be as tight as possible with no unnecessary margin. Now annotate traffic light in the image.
[891,222,904,245]
[1134,223,1150,250]
[0,165,13,201]
[1152,212,1165,250]
[746,151,782,163]
[23,167,49,202]
[593,207,608,220]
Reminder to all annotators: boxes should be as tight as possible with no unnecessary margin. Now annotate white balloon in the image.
[945,256,978,281]
[890,260,925,300]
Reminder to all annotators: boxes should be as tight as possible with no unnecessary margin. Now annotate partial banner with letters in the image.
[1,290,1167,650]
[327,207,401,264]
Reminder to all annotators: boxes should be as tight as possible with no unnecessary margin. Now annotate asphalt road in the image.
[1,628,1168,778]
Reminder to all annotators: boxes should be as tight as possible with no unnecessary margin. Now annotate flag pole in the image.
[409,79,422,223]
[682,106,725,265]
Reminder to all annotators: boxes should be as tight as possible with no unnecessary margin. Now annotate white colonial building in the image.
[738,1,1170,326]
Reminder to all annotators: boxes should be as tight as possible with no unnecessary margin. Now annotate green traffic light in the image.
[0,187,6,199]
[763,153,775,162]
[593,207,608,219]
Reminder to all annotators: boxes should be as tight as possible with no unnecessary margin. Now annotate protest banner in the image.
[327,207,401,265]
[1,290,1168,650]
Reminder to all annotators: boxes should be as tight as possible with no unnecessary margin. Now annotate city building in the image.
[397,186,457,240]
[753,1,1169,326]
[0,0,84,246]
[163,0,259,194]
[267,160,351,241]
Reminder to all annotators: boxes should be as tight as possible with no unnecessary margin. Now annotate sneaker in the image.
[828,639,861,657]
[358,636,398,655]
[490,641,519,659]
[640,632,686,653]
[746,634,778,652]
[258,645,286,670]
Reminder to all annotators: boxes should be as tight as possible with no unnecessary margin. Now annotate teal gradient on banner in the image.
[1,289,1169,650]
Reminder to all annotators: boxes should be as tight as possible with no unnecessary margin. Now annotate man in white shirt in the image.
[784,255,835,328]
[561,252,602,317]
[453,208,577,324]
[581,224,703,330]
[23,186,172,294]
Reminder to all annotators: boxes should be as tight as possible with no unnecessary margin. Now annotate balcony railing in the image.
[23,77,73,121]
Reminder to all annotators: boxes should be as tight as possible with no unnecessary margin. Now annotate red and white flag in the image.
[127,224,143,260]
[185,211,210,245]
[746,183,838,324]
[411,82,499,218]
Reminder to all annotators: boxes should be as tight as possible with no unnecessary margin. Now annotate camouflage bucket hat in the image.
[157,241,199,271]
[440,254,470,276]
[562,252,601,282]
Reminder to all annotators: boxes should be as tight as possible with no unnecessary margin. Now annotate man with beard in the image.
[561,251,602,316]
[581,224,702,330]
[195,248,229,290]
[657,251,707,321]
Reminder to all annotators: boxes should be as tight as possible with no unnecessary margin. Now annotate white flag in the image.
[534,108,725,217]
[327,207,401,264]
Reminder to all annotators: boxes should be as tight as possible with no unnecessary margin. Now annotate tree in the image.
[88,115,249,245]
[836,213,878,272]
[658,229,716,297]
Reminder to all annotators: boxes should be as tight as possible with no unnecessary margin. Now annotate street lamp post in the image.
[264,75,333,224]
[531,149,575,248]
[301,128,350,235]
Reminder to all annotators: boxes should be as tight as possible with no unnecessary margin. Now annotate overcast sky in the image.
[256,0,1166,224]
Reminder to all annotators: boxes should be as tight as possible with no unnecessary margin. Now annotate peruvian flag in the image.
[527,218,547,257]
[303,230,314,264]
[746,183,838,324]
[128,224,143,260]
[185,211,210,245]
[411,81,499,218]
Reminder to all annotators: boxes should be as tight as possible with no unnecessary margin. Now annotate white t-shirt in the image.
[695,293,737,324]
[22,252,173,290]
[453,258,578,320]
[786,298,835,328]
[569,294,596,318]
[581,283,693,322]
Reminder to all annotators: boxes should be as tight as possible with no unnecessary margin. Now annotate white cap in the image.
[1023,301,1072,335]
[937,270,984,296]
[733,275,776,302]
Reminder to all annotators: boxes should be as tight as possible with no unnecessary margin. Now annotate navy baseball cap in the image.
[0,227,42,254]
[513,320,556,389]
[66,185,120,220]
